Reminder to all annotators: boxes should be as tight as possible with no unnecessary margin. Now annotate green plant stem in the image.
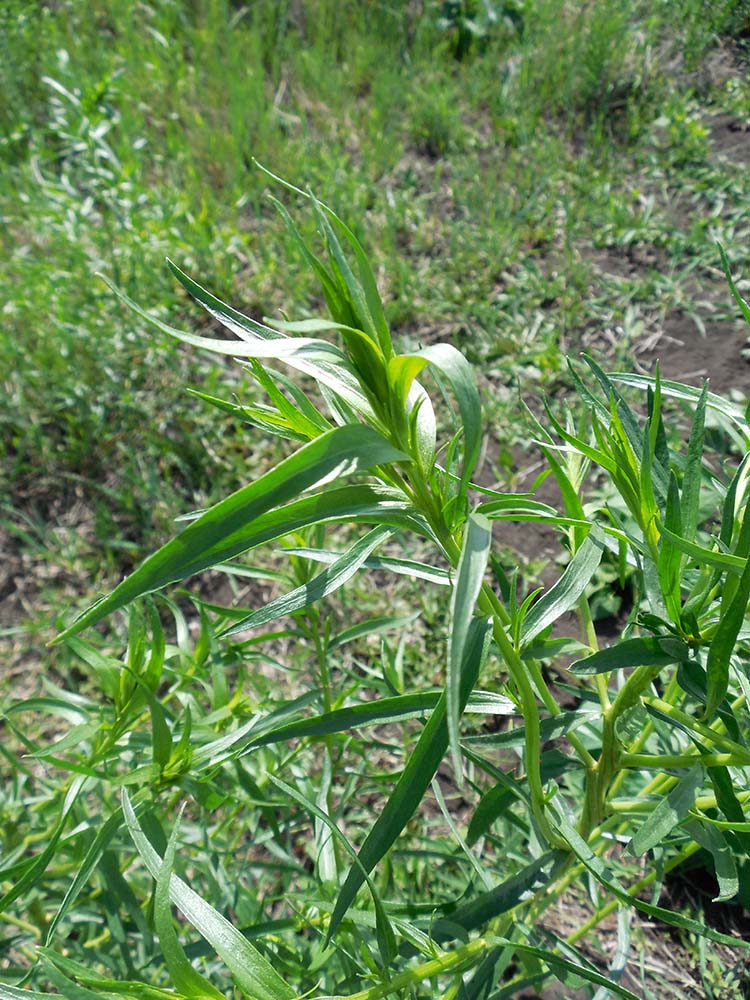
[620,751,746,769]
[525,655,597,771]
[579,662,667,836]
[608,669,682,800]
[610,788,750,813]
[576,593,610,711]
[404,464,563,846]
[476,585,562,847]
[644,696,750,762]
[339,937,490,1000]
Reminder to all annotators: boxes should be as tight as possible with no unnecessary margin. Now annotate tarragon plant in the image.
[6,170,750,999]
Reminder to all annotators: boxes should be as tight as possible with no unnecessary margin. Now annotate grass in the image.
[4,0,750,996]
[4,0,750,575]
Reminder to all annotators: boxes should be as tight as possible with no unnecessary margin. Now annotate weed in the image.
[4,180,748,999]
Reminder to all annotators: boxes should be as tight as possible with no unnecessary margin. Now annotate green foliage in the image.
[5,181,750,999]
[5,2,750,996]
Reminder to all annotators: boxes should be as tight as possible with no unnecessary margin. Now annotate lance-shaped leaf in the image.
[432,852,559,940]
[191,688,511,772]
[57,428,409,640]
[256,161,393,357]
[685,820,739,902]
[222,526,392,636]
[628,767,703,856]
[553,809,748,949]
[520,526,606,648]
[681,383,708,545]
[718,242,750,326]
[123,791,295,1000]
[281,545,452,586]
[395,343,482,489]
[705,552,750,720]
[155,812,225,1000]
[610,372,750,443]
[571,636,691,675]
[326,618,491,942]
[447,512,492,778]
[108,268,377,419]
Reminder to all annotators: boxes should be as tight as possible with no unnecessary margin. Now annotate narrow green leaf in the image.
[255,161,393,357]
[476,496,560,517]
[657,472,683,625]
[464,709,597,749]
[413,343,482,489]
[433,854,558,940]
[610,372,750,442]
[0,988,59,1000]
[497,939,640,1000]
[155,812,225,999]
[281,545,451,586]
[466,785,514,846]
[553,809,747,949]
[682,383,708,545]
[658,524,746,574]
[448,512,492,778]
[582,355,650,473]
[46,808,124,945]
[110,268,376,419]
[542,398,618,475]
[40,950,173,1000]
[327,619,490,941]
[222,527,392,636]
[267,775,397,968]
[236,692,447,755]
[685,820,739,902]
[628,767,703,856]
[329,613,419,650]
[718,242,750,325]
[520,527,605,648]
[0,775,88,915]
[571,636,690,675]
[706,764,750,858]
[57,430,410,640]
[705,553,750,719]
[122,791,295,1000]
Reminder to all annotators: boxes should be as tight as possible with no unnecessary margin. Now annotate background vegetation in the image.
[4,1,750,997]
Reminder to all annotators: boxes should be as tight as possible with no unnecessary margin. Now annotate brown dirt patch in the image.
[635,309,750,396]
[709,112,750,165]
